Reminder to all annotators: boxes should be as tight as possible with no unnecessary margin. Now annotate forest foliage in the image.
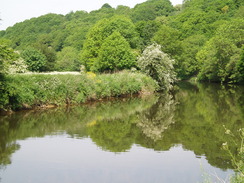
[0,0,243,83]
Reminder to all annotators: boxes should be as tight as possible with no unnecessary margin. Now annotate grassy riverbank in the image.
[1,71,158,110]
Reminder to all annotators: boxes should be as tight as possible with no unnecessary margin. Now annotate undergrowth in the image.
[1,71,158,110]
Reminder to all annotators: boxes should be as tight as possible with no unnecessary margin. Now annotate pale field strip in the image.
[21,71,82,75]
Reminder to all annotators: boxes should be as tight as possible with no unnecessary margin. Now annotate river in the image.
[0,82,243,183]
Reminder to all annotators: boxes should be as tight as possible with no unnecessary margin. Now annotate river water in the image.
[0,82,243,183]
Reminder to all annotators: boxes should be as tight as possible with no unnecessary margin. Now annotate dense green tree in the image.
[196,18,244,83]
[236,46,244,82]
[183,0,244,13]
[33,37,57,71]
[0,41,18,74]
[173,4,183,12]
[95,32,136,72]
[0,0,243,82]
[2,14,65,49]
[21,48,47,72]
[100,16,140,49]
[215,18,244,48]
[197,36,239,82]
[115,5,131,16]
[152,25,182,56]
[63,26,89,50]
[81,16,139,71]
[135,20,160,49]
[0,41,19,108]
[101,3,112,9]
[234,6,244,18]
[169,9,220,38]
[177,34,207,78]
[131,0,174,22]
[80,18,109,70]
[55,46,81,71]
[65,10,89,21]
[88,5,115,22]
[171,0,244,39]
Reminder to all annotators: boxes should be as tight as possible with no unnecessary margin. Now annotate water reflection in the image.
[136,92,176,141]
[0,82,243,174]
[174,82,244,170]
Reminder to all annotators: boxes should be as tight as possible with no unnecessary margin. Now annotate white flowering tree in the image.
[7,58,28,74]
[137,43,176,91]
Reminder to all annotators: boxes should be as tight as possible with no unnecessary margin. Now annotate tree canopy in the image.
[96,32,136,72]
[21,48,46,72]
[0,0,243,83]
[81,16,139,71]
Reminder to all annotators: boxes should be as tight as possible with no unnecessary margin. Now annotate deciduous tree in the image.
[95,32,136,72]
[81,16,139,71]
[138,43,176,90]
[21,48,46,72]
[197,36,239,82]
[55,47,81,71]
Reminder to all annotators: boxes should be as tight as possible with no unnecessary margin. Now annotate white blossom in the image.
[7,58,28,74]
[137,43,176,91]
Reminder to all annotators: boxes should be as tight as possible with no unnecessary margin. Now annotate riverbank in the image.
[1,71,158,111]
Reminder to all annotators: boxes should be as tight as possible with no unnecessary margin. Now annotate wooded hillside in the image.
[0,0,243,82]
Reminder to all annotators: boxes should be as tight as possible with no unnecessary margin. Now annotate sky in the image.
[0,0,183,30]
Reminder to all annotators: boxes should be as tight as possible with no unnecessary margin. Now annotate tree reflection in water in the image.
[0,82,243,171]
[136,92,176,141]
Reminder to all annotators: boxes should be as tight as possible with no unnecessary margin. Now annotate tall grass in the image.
[223,128,244,183]
[2,71,158,110]
[201,128,244,183]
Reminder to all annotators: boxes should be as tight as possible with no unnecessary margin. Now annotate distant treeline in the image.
[0,0,243,82]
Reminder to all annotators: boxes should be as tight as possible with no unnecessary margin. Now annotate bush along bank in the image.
[1,71,159,111]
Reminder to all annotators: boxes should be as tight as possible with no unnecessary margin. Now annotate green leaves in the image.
[81,16,139,72]
[131,0,174,22]
[96,32,136,72]
[0,42,19,74]
[196,18,244,83]
[21,48,46,72]
[152,25,182,56]
[236,46,244,82]
[55,46,81,71]
[135,20,160,48]
[197,36,239,82]
[177,34,207,78]
[2,71,157,109]
[0,0,243,83]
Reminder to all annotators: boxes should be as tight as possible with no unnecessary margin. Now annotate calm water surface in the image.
[0,82,243,183]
